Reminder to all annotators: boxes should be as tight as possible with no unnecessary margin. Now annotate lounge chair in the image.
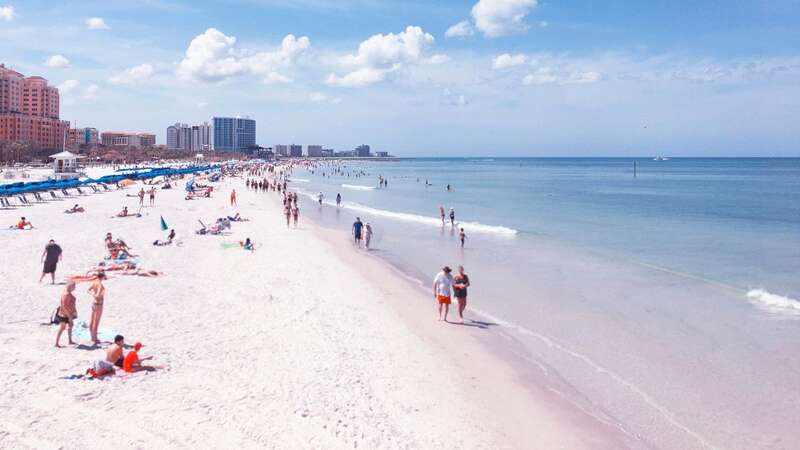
[61,188,72,196]
[90,185,100,193]
[0,197,12,209]
[49,191,59,199]
[101,184,110,191]
[76,187,85,195]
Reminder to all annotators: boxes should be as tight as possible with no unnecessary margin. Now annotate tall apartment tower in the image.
[213,116,256,152]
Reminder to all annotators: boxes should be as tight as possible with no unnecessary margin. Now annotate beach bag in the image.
[50,307,61,325]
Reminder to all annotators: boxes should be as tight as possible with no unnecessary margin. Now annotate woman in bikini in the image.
[88,271,107,344]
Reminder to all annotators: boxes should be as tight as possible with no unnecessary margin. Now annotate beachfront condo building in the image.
[67,127,99,146]
[213,116,256,152]
[274,144,289,156]
[167,122,213,151]
[0,64,69,150]
[307,145,323,157]
[289,144,302,157]
[355,144,371,157]
[101,131,156,148]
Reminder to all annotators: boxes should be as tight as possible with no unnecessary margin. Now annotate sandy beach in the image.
[0,173,627,449]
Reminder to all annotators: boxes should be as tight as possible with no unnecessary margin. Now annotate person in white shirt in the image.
[433,266,454,322]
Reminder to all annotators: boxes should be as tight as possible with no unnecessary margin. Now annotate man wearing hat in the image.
[433,266,454,322]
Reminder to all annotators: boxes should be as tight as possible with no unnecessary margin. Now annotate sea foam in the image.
[746,289,800,316]
[341,184,375,191]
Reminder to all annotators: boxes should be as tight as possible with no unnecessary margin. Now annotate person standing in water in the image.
[39,239,62,284]
[459,228,466,248]
[433,266,454,322]
[439,206,445,225]
[54,281,77,347]
[364,222,373,249]
[88,271,107,345]
[336,193,342,207]
[449,207,456,227]
[318,192,324,205]
[453,266,470,324]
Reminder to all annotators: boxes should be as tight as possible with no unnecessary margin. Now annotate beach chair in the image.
[0,197,12,209]
[61,188,71,196]
[16,196,30,206]
[34,192,43,202]
[49,191,59,200]
[76,187,85,195]
[101,183,110,191]
[90,185,100,193]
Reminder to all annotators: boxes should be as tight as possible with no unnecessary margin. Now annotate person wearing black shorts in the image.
[352,217,363,247]
[40,239,62,284]
[453,265,470,324]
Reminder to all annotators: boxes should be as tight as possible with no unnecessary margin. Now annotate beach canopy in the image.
[48,150,83,159]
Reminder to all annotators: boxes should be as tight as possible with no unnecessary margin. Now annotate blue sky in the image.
[1,0,798,156]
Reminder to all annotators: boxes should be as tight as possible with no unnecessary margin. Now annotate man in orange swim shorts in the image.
[433,266,454,322]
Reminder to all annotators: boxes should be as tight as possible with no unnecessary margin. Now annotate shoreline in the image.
[0,173,626,449]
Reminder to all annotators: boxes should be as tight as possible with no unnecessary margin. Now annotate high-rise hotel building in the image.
[0,64,69,149]
[213,116,255,152]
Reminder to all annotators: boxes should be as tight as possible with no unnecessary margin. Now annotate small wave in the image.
[746,289,800,316]
[290,178,310,183]
[343,202,517,235]
[341,184,376,191]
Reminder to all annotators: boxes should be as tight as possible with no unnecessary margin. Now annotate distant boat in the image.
[653,156,670,161]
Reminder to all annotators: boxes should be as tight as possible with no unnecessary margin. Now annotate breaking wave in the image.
[746,289,800,316]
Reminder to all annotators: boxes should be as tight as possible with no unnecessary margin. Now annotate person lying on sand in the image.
[153,229,176,246]
[64,204,85,214]
[11,216,33,229]
[118,268,162,277]
[123,341,155,372]
[116,206,129,217]
[227,213,248,222]
[105,233,134,259]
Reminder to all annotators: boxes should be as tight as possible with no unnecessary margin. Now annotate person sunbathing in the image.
[64,204,85,214]
[119,268,162,277]
[116,206,129,217]
[153,229,176,246]
[227,213,248,222]
[11,216,33,229]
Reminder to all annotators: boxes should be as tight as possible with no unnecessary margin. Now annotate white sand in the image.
[0,174,623,449]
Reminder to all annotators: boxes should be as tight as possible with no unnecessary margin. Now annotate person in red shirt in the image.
[122,342,154,372]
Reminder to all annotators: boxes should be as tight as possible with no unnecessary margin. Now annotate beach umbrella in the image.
[160,216,168,231]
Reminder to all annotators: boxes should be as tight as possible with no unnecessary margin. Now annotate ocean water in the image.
[290,158,800,449]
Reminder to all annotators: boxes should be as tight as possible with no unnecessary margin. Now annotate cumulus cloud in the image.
[176,28,310,83]
[493,53,527,69]
[0,5,14,21]
[83,84,99,100]
[424,54,451,64]
[57,79,80,94]
[445,21,474,38]
[87,17,110,30]
[326,26,435,87]
[108,63,154,84]
[45,54,71,68]
[471,0,538,38]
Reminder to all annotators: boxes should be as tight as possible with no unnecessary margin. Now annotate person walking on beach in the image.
[54,281,77,347]
[318,192,324,206]
[336,193,342,208]
[230,189,237,206]
[292,204,300,227]
[439,206,445,225]
[453,266,470,324]
[284,204,292,228]
[148,187,156,206]
[433,266,454,322]
[39,239,62,284]
[364,222,373,249]
[88,271,107,345]
[459,228,466,248]
[352,217,364,247]
[138,188,145,207]
[449,207,456,227]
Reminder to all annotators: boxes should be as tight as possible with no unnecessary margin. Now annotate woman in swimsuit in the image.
[88,271,107,344]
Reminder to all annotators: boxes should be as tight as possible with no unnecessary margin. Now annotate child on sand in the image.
[11,216,33,229]
[123,341,154,372]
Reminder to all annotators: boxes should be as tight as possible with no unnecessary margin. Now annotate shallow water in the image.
[289,157,800,449]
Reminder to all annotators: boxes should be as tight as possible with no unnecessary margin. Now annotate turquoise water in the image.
[291,158,800,449]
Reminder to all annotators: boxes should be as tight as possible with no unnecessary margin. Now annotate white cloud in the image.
[309,92,343,104]
[471,0,538,38]
[0,5,14,21]
[87,17,110,30]
[523,66,601,85]
[445,20,474,38]
[326,26,435,87]
[424,54,451,65]
[197,101,208,108]
[45,54,71,68]
[108,63,154,84]
[176,28,310,83]
[57,79,80,94]
[493,53,527,69]
[83,84,99,100]
[443,88,468,106]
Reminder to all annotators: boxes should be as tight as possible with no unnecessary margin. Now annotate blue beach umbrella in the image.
[160,216,168,231]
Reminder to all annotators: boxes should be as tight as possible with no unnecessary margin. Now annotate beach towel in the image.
[72,320,118,342]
